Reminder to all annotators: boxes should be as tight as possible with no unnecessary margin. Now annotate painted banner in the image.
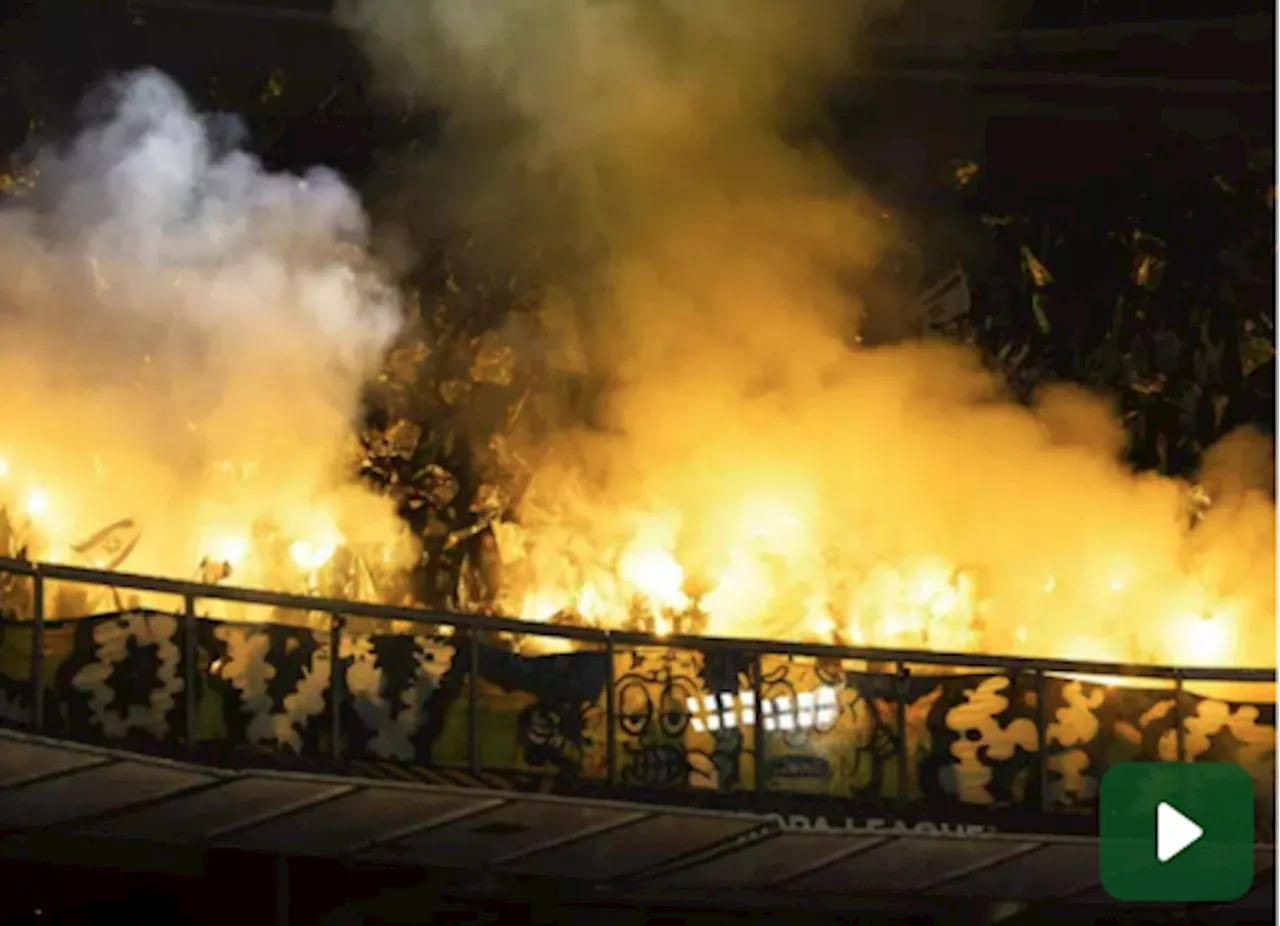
[0,610,1272,837]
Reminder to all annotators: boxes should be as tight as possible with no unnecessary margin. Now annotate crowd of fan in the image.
[353,143,1275,611]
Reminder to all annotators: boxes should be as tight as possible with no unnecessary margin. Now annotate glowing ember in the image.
[23,487,51,520]
[289,537,340,572]
[1170,611,1237,667]
[618,544,689,615]
[201,532,249,569]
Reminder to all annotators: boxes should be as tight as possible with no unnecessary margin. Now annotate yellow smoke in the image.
[343,0,1276,669]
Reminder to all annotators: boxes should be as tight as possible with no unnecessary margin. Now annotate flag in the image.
[69,518,141,572]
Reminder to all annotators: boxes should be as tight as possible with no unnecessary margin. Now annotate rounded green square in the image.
[1100,762,1255,903]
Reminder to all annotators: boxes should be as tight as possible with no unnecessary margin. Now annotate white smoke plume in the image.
[0,70,413,590]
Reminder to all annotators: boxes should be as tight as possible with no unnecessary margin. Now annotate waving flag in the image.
[69,518,141,572]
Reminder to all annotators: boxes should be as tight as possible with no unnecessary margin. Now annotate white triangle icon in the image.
[1156,801,1204,862]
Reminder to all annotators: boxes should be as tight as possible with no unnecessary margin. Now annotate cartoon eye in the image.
[618,680,652,738]
[523,706,560,745]
[659,702,689,736]
[659,680,695,738]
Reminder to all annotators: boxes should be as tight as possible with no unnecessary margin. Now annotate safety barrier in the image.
[0,556,1273,835]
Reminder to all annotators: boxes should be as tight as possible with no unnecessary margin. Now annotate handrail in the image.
[1,555,1274,682]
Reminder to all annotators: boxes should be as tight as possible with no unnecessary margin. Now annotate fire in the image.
[286,515,343,573]
[201,531,249,569]
[0,379,1270,670]
[23,487,51,520]
[520,592,568,624]
[618,542,689,615]
[489,456,1275,670]
[0,454,391,606]
[288,539,337,571]
[1168,609,1238,667]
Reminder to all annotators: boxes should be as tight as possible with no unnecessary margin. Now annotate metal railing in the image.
[2,555,1271,681]
[0,555,1274,813]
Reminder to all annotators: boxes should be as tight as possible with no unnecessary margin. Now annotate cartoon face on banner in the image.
[757,655,876,795]
[447,643,611,777]
[505,650,608,775]
[611,646,722,789]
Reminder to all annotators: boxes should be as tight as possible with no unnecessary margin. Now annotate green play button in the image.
[1100,762,1256,902]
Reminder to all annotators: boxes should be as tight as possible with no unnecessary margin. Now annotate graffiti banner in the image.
[0,610,1271,837]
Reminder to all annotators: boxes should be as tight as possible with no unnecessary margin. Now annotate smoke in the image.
[0,70,412,586]
[343,0,893,424]
[344,1,1275,668]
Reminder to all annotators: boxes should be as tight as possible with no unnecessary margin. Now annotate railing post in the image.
[1173,670,1185,763]
[329,613,344,760]
[183,593,197,747]
[1034,668,1049,812]
[468,624,480,774]
[895,661,909,801]
[753,652,766,796]
[605,633,617,786]
[30,569,44,733]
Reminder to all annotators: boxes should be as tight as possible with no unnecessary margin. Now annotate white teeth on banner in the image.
[687,685,839,733]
